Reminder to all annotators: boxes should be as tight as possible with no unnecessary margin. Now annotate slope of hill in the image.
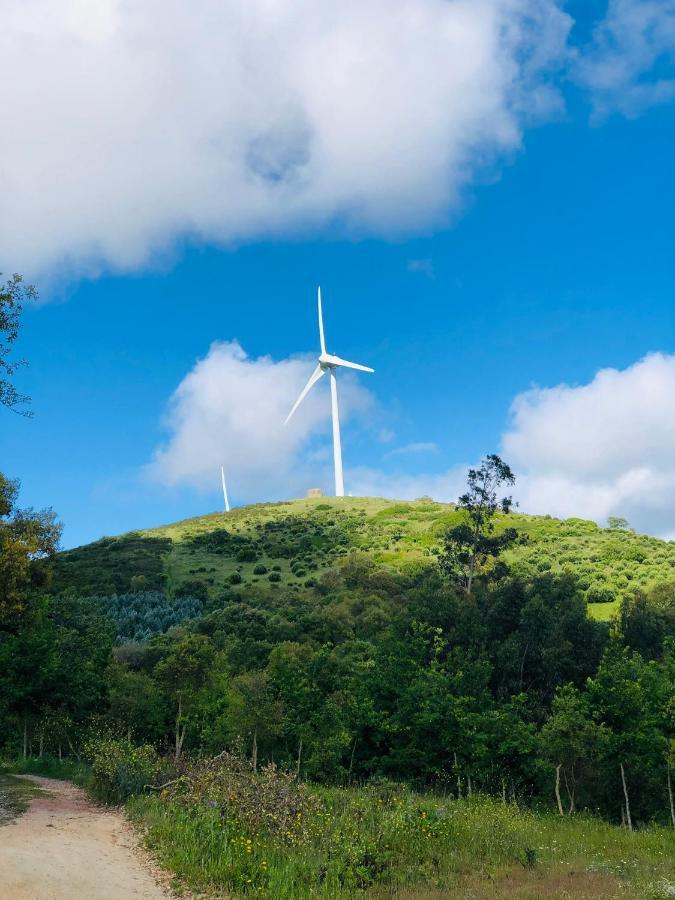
[53,496,675,620]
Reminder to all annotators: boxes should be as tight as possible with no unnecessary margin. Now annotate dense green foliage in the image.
[52,497,675,621]
[89,590,203,644]
[4,491,674,823]
[52,533,172,596]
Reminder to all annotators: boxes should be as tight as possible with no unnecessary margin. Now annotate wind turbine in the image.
[285,287,373,497]
[220,465,230,512]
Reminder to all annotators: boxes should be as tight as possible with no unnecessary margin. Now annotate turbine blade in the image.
[324,354,374,373]
[221,465,230,512]
[284,364,325,424]
[318,286,326,354]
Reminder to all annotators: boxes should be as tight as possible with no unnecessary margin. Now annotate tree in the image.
[106,659,165,742]
[587,643,668,827]
[0,273,36,415]
[154,633,215,761]
[0,475,62,623]
[540,684,604,815]
[441,455,518,594]
[607,517,631,532]
[225,671,284,773]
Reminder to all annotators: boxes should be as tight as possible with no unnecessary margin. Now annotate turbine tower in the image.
[285,287,373,497]
[221,465,230,512]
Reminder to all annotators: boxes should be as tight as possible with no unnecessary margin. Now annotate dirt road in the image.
[0,775,172,900]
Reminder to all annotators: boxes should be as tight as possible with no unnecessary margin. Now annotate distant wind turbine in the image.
[221,466,230,512]
[285,287,374,497]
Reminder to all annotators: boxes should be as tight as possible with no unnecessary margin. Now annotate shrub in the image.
[253,564,268,575]
[268,572,281,582]
[84,734,163,803]
[229,572,243,585]
[236,548,258,563]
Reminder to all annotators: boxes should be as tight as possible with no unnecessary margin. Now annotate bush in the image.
[236,548,258,563]
[84,734,163,804]
[268,572,281,582]
[253,564,268,575]
[229,572,243,585]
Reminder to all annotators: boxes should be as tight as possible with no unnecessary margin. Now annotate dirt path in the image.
[0,775,172,900]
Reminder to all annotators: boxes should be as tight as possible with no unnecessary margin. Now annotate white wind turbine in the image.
[285,287,373,497]
[220,465,231,512]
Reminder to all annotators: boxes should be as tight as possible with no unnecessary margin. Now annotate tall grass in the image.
[127,784,675,898]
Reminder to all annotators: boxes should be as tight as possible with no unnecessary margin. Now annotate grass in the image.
[1,755,93,789]
[588,599,622,622]
[52,497,675,625]
[127,784,675,899]
[0,773,44,824]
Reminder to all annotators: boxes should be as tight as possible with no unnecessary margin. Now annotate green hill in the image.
[53,496,675,620]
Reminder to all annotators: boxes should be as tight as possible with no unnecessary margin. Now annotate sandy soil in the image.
[0,775,172,900]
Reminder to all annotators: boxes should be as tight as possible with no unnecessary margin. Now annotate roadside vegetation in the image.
[2,284,674,897]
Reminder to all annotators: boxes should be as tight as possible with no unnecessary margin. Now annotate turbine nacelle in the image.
[319,353,374,373]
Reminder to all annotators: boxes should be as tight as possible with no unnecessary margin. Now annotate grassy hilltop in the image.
[54,496,675,621]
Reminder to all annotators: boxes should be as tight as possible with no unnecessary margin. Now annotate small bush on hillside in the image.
[236,548,258,563]
[268,572,281,582]
[84,734,163,803]
[229,572,242,585]
[253,564,268,575]
[164,752,320,843]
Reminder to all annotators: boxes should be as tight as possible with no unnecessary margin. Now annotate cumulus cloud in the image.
[575,0,675,117]
[503,353,675,535]
[149,340,374,498]
[1,0,571,278]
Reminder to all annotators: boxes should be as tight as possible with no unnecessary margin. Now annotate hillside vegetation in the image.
[5,478,675,898]
[53,496,675,621]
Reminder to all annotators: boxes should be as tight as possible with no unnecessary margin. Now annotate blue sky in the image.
[2,1,675,546]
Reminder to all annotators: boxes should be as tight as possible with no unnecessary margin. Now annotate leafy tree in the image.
[540,683,604,815]
[607,516,631,531]
[440,455,517,594]
[106,659,166,742]
[225,671,284,773]
[587,644,668,827]
[0,273,36,414]
[0,474,61,623]
[620,592,673,660]
[154,633,215,761]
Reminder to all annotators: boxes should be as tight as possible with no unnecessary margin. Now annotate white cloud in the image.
[575,0,675,118]
[1,0,571,279]
[503,353,675,535]
[149,340,374,499]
